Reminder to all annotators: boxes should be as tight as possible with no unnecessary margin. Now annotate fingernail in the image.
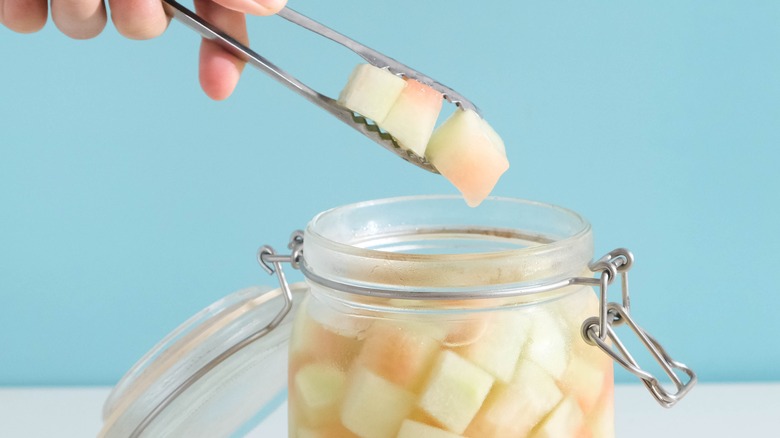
[254,0,287,14]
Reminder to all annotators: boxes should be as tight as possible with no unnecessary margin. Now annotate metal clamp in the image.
[581,249,697,408]
[256,230,304,330]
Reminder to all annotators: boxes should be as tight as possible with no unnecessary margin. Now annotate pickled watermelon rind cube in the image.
[289,287,615,438]
[337,63,509,207]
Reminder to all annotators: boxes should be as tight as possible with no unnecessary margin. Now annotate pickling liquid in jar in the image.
[287,196,614,438]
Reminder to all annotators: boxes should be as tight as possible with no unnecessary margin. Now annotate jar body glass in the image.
[288,196,615,438]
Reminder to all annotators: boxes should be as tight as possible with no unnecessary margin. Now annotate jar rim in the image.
[308,195,590,259]
[303,195,594,292]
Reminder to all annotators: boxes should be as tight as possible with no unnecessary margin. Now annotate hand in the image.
[0,0,287,100]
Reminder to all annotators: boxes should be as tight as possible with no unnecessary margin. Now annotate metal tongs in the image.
[162,0,481,173]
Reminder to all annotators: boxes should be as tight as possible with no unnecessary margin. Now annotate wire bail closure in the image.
[581,248,697,408]
[256,230,305,331]
[261,234,697,409]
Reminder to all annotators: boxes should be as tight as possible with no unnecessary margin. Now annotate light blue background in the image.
[1,1,778,386]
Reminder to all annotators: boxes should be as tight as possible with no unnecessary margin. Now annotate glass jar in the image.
[100,195,694,438]
[289,195,612,438]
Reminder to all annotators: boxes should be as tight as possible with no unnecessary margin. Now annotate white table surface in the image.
[0,383,776,437]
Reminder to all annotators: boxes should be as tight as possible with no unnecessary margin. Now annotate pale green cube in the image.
[418,350,494,434]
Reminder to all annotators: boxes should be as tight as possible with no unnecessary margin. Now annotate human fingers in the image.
[1,0,48,33]
[210,0,286,16]
[51,0,107,39]
[194,0,248,100]
[107,0,168,40]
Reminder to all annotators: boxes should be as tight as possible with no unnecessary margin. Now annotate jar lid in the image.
[99,283,307,438]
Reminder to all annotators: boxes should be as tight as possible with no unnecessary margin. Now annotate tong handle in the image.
[162,0,441,173]
[161,0,329,108]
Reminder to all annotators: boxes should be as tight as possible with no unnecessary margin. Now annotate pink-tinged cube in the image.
[425,108,509,207]
[355,321,440,391]
[381,78,444,157]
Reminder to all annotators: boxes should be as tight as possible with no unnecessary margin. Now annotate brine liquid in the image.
[288,286,614,438]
